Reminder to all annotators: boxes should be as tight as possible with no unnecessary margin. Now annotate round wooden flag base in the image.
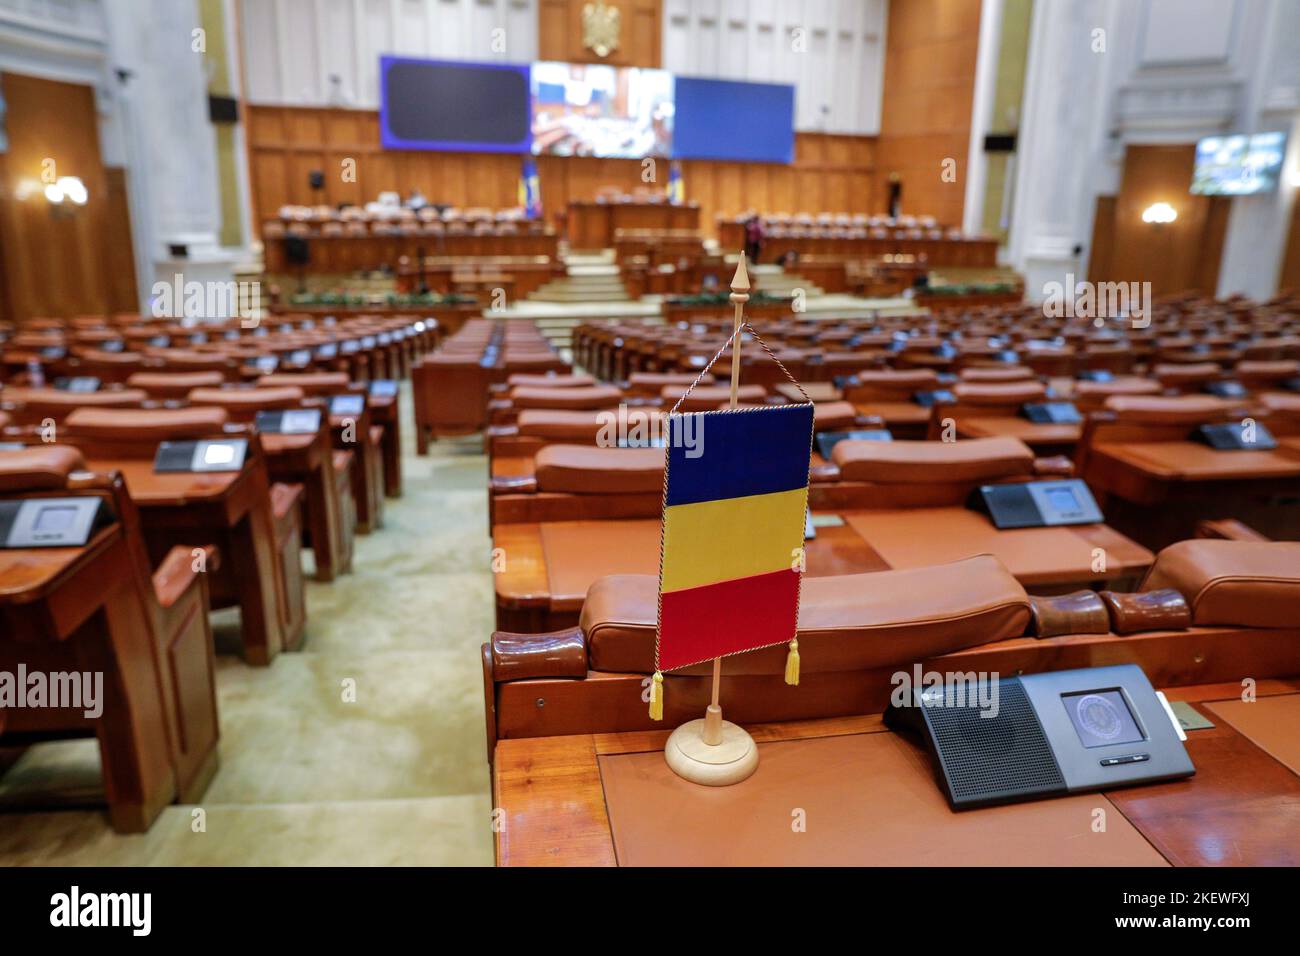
[664,707,759,786]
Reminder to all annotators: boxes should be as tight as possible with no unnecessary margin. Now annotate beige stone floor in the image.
[0,385,496,865]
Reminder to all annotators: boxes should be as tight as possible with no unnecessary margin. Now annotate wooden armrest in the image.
[490,628,586,681]
[1098,588,1190,634]
[486,424,519,439]
[490,475,537,494]
[153,544,220,609]
[1032,455,1074,477]
[1028,591,1109,638]
[1194,519,1270,542]
[809,462,840,483]
[487,399,511,413]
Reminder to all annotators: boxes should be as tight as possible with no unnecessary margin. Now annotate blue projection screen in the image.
[672,77,795,164]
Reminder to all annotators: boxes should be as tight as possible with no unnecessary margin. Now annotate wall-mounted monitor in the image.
[673,77,795,164]
[1191,131,1287,196]
[379,57,531,153]
[530,61,674,158]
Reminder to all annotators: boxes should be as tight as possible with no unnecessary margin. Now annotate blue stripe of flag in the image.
[665,403,814,506]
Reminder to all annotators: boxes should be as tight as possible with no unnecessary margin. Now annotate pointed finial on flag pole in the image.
[730,251,751,293]
[727,251,749,412]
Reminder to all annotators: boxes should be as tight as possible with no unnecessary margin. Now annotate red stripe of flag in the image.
[658,568,800,671]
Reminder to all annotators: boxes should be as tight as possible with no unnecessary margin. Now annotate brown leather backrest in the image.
[628,372,714,390]
[1260,392,1300,419]
[506,373,595,388]
[517,408,664,441]
[958,366,1035,382]
[1153,362,1221,386]
[188,386,305,410]
[952,380,1048,406]
[851,368,940,392]
[533,445,664,494]
[579,555,1031,675]
[65,406,230,440]
[127,371,225,393]
[510,385,624,410]
[2,387,148,409]
[1141,539,1300,629]
[831,436,1034,483]
[666,384,767,410]
[1103,394,1235,425]
[1073,377,1163,399]
[257,372,350,395]
[0,445,86,492]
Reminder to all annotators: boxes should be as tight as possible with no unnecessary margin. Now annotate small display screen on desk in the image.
[330,394,366,416]
[1062,690,1145,749]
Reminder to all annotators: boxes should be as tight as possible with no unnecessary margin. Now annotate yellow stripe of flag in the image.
[660,486,809,594]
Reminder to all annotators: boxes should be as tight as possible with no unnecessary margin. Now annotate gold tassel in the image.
[784,639,800,686]
[649,670,664,721]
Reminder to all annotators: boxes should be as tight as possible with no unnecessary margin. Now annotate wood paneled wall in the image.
[539,0,661,66]
[0,72,138,325]
[1280,196,1300,293]
[875,0,981,229]
[1087,144,1229,298]
[247,105,878,244]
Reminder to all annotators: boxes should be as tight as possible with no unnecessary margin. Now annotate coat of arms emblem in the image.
[582,1,620,58]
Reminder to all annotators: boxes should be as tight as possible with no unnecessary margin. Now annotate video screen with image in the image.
[1191,131,1287,195]
[530,61,674,158]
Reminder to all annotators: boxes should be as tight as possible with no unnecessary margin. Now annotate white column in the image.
[103,0,236,308]
[1006,0,1117,301]
[962,0,1004,237]
[1215,0,1300,299]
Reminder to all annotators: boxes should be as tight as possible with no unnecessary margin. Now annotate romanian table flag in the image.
[666,161,684,204]
[652,400,815,708]
[518,157,541,219]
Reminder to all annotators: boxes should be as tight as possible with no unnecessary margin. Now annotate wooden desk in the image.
[86,457,291,665]
[1085,441,1300,548]
[0,496,219,833]
[567,201,701,251]
[262,429,353,580]
[494,683,1300,866]
[955,415,1082,456]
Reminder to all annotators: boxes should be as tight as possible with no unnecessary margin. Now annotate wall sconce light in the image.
[1141,202,1177,224]
[44,176,89,206]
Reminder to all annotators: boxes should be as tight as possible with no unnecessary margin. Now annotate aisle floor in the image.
[0,386,496,865]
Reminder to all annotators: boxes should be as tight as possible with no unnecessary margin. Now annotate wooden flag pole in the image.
[701,252,749,747]
[663,252,759,786]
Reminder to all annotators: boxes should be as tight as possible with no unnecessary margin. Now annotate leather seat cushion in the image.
[510,385,624,410]
[534,445,664,494]
[0,445,87,492]
[831,436,1034,483]
[65,406,229,439]
[1141,539,1300,629]
[580,555,1031,675]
